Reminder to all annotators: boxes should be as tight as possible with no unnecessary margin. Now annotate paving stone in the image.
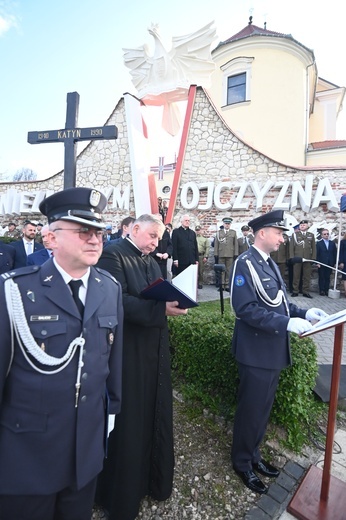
[283,461,305,480]
[257,494,281,516]
[268,482,289,502]
[276,472,296,492]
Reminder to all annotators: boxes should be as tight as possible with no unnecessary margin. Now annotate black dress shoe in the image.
[198,285,203,289]
[291,292,298,297]
[320,291,325,296]
[303,293,312,299]
[233,468,268,494]
[253,459,280,478]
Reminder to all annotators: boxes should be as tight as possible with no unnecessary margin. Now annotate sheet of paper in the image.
[300,308,346,337]
[172,264,198,301]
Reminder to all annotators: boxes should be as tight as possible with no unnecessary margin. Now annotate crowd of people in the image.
[3,212,341,298]
[0,195,342,519]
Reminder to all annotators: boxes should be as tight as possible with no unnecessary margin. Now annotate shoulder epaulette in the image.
[1,265,40,281]
[239,251,250,261]
[95,266,119,285]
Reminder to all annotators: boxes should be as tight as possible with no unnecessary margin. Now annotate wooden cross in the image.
[27,91,118,188]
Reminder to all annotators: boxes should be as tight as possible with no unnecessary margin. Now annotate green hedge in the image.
[169,300,322,452]
[0,237,17,244]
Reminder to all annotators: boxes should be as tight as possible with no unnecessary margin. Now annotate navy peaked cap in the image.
[248,210,288,233]
[39,187,107,229]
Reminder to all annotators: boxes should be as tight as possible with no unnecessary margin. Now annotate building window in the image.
[227,73,246,105]
[221,57,253,107]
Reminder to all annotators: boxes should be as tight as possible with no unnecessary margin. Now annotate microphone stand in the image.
[332,213,342,297]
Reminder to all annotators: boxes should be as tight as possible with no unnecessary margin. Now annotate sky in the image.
[1,0,346,181]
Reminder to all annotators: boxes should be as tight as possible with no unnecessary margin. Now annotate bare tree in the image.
[12,168,37,182]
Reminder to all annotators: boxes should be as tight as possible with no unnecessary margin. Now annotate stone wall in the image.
[1,88,346,288]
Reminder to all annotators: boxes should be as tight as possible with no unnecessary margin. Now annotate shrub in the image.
[169,301,238,417]
[169,300,322,452]
[272,333,320,449]
[0,237,17,244]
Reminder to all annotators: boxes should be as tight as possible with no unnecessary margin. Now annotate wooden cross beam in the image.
[28,91,118,188]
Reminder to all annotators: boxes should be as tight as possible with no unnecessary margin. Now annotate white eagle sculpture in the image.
[123,22,217,135]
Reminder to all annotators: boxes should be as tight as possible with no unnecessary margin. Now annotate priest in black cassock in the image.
[94,214,187,520]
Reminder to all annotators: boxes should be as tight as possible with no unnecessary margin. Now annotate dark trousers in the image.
[0,477,97,520]
[318,265,332,293]
[231,363,281,472]
[156,260,168,279]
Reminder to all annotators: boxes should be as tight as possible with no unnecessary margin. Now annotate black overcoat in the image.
[172,226,199,266]
[95,238,174,520]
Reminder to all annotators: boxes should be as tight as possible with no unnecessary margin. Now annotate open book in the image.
[141,264,198,309]
[300,308,346,337]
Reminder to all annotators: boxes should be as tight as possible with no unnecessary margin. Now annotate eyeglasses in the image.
[52,227,104,241]
[322,233,329,236]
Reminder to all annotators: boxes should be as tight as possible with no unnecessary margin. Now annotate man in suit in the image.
[316,229,337,295]
[11,221,44,268]
[27,224,53,266]
[172,214,199,275]
[0,241,15,274]
[0,187,123,520]
[214,217,238,290]
[229,210,327,494]
[103,225,118,245]
[289,219,316,298]
[103,216,135,248]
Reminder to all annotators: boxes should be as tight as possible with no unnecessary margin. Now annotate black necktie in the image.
[69,280,84,317]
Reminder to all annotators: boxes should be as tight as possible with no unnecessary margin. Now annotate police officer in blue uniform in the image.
[0,188,123,520]
[229,210,327,494]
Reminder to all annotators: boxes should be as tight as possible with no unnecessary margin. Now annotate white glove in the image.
[108,414,116,438]
[287,318,312,334]
[305,308,328,322]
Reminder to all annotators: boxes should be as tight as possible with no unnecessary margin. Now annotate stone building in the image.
[1,18,346,261]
